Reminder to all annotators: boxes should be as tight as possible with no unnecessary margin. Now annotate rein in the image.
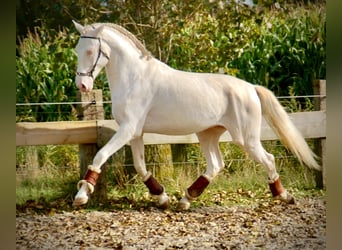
[76,36,110,79]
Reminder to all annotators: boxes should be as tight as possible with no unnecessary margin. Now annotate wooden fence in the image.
[16,80,326,201]
[16,111,326,146]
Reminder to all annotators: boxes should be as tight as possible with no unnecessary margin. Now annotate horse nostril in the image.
[78,83,88,91]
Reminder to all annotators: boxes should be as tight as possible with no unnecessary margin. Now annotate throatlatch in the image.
[186,175,210,200]
[143,172,164,196]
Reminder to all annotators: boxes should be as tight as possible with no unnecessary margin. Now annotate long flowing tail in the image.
[255,85,321,170]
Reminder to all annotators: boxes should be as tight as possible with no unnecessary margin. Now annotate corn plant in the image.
[16,26,78,122]
[230,3,326,96]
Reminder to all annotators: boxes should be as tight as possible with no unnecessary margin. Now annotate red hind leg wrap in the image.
[187,175,210,199]
[269,177,285,197]
[144,174,164,195]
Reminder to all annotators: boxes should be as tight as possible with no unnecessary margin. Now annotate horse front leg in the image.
[73,125,135,206]
[130,137,170,209]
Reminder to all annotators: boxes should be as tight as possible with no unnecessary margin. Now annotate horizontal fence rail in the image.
[16,111,326,146]
[15,95,326,107]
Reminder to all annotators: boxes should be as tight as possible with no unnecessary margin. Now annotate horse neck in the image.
[103,31,150,87]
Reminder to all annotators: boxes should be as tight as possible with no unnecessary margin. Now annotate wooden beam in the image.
[16,111,325,146]
[288,111,326,139]
[98,111,326,145]
[313,79,327,188]
[16,121,97,146]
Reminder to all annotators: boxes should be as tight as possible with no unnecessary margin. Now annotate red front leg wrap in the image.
[269,177,285,197]
[187,175,210,199]
[144,175,164,196]
[83,169,100,187]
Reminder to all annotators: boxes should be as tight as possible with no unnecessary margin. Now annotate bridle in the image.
[76,36,110,79]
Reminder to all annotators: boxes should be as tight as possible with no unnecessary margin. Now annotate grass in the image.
[16,142,325,212]
[16,145,80,205]
[16,166,79,205]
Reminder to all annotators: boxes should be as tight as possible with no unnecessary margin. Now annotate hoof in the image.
[73,197,88,206]
[276,191,296,205]
[284,193,296,204]
[176,197,191,211]
[153,192,170,210]
[158,199,170,210]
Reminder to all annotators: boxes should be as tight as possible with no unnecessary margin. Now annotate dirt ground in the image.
[16,197,325,249]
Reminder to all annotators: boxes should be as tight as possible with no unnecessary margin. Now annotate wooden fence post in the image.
[77,90,107,204]
[313,80,326,189]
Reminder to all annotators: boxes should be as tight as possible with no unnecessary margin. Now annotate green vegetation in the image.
[16,141,323,211]
[16,27,78,122]
[166,2,325,97]
[16,145,79,206]
[16,1,326,209]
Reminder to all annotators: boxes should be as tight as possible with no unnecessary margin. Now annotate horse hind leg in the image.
[243,139,295,204]
[177,126,226,211]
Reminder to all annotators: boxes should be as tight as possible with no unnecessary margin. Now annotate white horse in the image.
[72,21,320,210]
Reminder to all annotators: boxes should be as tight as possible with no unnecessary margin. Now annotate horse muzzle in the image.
[76,77,93,92]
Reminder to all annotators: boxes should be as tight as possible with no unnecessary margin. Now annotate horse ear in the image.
[93,25,106,37]
[73,20,84,34]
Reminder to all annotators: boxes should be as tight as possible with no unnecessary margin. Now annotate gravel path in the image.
[16,198,325,249]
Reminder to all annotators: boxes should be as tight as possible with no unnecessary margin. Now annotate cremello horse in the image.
[72,21,320,210]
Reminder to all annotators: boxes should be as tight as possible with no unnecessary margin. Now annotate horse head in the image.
[73,21,111,92]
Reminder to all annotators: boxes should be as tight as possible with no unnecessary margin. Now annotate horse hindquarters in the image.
[225,87,295,204]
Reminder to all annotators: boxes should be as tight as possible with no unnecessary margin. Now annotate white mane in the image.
[84,22,152,60]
